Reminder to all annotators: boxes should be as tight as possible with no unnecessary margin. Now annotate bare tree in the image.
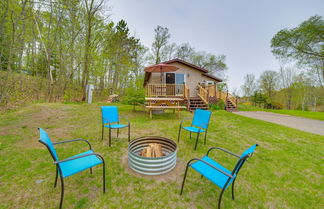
[175,42,195,61]
[151,25,170,64]
[279,66,296,109]
[164,42,177,61]
[259,70,278,106]
[241,74,257,97]
[82,0,104,100]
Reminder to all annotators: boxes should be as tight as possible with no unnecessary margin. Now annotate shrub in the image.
[210,99,225,110]
[122,88,145,111]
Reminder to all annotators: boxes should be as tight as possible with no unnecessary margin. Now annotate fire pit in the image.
[128,136,177,175]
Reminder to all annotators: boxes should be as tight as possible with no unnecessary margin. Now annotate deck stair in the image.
[187,97,208,111]
[225,98,238,112]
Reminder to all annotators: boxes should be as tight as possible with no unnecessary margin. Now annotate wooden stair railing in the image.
[226,91,237,108]
[197,85,209,105]
[218,91,237,110]
[184,84,190,110]
[184,84,189,100]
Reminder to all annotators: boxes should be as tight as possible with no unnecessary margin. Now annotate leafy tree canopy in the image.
[271,15,324,83]
[271,15,324,63]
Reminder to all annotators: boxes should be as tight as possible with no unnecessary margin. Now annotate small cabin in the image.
[143,59,239,117]
[144,59,222,99]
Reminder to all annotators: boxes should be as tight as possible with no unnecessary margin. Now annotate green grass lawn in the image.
[238,104,324,121]
[0,103,323,208]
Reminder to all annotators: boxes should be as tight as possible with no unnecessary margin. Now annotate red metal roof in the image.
[162,58,223,82]
[162,58,209,73]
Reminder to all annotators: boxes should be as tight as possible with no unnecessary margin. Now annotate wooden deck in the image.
[144,83,238,117]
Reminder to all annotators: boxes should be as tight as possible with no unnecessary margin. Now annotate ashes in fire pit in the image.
[128,136,177,175]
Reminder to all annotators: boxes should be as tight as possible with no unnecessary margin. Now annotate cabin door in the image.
[166,73,175,96]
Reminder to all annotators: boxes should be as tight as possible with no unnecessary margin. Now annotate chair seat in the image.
[183,126,206,133]
[191,156,235,189]
[59,150,103,178]
[104,124,127,129]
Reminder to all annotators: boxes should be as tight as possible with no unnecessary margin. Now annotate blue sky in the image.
[109,0,324,92]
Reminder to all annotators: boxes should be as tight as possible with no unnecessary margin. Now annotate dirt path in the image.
[234,111,324,136]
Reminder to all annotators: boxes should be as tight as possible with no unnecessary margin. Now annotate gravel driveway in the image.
[234,111,324,136]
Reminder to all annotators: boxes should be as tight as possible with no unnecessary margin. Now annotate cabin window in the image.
[176,74,185,95]
[175,74,185,84]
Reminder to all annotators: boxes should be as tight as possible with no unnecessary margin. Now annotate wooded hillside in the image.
[0,0,146,106]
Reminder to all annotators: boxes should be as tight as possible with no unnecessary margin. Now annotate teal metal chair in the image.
[38,128,106,209]
[178,109,212,150]
[101,106,130,146]
[180,144,259,209]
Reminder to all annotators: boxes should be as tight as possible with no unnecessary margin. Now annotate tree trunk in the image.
[1,12,16,104]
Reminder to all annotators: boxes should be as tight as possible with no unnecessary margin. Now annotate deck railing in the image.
[197,85,209,105]
[218,91,237,107]
[206,85,217,97]
[146,84,187,98]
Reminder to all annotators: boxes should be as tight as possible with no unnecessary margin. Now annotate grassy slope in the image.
[238,104,324,121]
[0,103,323,209]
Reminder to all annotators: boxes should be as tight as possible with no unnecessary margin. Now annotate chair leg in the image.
[108,128,111,147]
[180,163,190,195]
[177,125,181,142]
[54,168,58,188]
[204,130,208,145]
[128,125,130,142]
[59,175,64,209]
[90,167,93,174]
[190,132,192,139]
[101,125,104,141]
[117,129,119,138]
[218,188,225,209]
[232,179,236,200]
[102,160,106,193]
[194,131,200,150]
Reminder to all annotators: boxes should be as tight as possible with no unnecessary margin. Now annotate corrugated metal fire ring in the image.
[128,136,177,175]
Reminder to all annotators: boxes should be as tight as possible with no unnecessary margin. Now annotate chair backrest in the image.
[38,128,59,161]
[101,106,119,124]
[240,144,258,159]
[192,109,212,129]
[231,144,258,176]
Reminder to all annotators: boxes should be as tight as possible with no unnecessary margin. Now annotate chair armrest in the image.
[119,115,130,126]
[207,147,240,158]
[188,158,233,178]
[53,138,92,150]
[54,153,104,164]
[180,117,192,127]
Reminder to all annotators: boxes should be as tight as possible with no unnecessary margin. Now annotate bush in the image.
[122,88,145,111]
[272,102,283,109]
[296,104,309,111]
[210,99,225,110]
